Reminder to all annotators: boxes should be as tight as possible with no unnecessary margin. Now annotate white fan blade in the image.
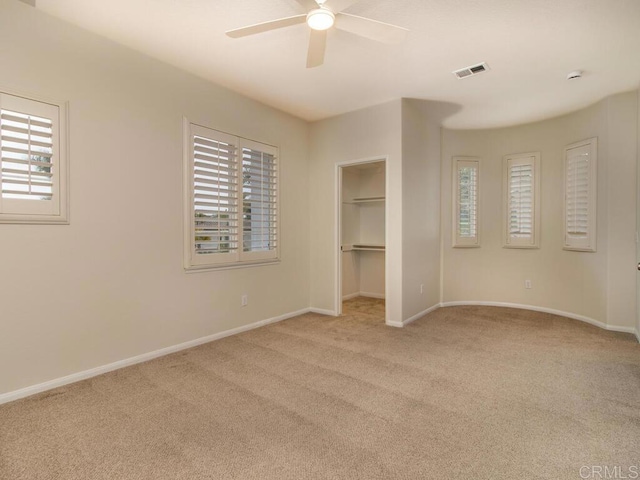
[226,14,307,38]
[307,29,327,68]
[321,0,358,13]
[294,0,320,9]
[335,12,408,44]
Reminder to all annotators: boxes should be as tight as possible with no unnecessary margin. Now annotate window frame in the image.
[503,151,541,249]
[183,119,280,272]
[563,137,597,252]
[0,89,69,224]
[452,156,480,248]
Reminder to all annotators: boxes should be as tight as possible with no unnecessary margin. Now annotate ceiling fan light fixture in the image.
[307,8,335,31]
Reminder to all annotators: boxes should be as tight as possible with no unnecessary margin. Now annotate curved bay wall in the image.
[441,92,638,331]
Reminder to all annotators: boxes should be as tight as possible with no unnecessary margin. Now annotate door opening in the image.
[337,159,388,323]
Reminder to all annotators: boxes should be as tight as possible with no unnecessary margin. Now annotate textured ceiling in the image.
[34,0,640,128]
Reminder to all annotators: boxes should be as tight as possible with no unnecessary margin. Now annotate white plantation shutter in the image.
[184,121,279,270]
[508,163,533,237]
[452,157,480,247]
[564,138,597,251]
[191,126,238,264]
[0,92,67,223]
[503,153,540,248]
[241,140,278,260]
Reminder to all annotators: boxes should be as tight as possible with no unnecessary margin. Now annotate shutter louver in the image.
[184,121,279,269]
[1,109,54,201]
[242,146,277,253]
[192,134,238,256]
[503,152,539,248]
[453,157,480,247]
[457,166,477,238]
[508,163,533,238]
[566,149,589,236]
[564,139,597,251]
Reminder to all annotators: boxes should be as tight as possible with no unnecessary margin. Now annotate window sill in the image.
[0,214,69,225]
[184,259,281,273]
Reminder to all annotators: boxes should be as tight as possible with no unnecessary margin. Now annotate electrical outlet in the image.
[525,280,532,289]
[241,294,248,307]
[420,284,424,294]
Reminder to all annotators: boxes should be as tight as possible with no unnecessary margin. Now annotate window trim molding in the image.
[563,137,597,252]
[452,156,480,248]
[182,118,280,272]
[0,88,69,225]
[503,151,541,249]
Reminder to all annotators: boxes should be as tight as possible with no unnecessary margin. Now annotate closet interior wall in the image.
[341,161,386,301]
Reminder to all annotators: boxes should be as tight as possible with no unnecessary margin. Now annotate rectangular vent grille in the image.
[453,62,490,79]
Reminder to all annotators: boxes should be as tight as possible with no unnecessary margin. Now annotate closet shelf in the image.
[342,244,385,252]
[344,196,385,204]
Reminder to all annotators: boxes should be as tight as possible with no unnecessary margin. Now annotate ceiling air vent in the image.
[453,62,490,79]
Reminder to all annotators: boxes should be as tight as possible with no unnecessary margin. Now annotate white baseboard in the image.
[341,292,360,301]
[308,307,337,316]
[3,302,636,405]
[440,301,639,337]
[359,292,385,299]
[342,292,385,300]
[0,307,311,406]
[386,303,440,328]
[385,320,404,328]
[403,303,441,326]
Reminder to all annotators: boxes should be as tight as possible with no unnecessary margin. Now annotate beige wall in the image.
[401,100,444,319]
[0,1,310,395]
[441,92,638,330]
[340,165,385,299]
[606,93,638,328]
[340,168,361,298]
[2,0,638,400]
[310,99,449,324]
[309,101,403,322]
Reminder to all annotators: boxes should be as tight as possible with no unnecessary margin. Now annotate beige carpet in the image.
[1,299,639,479]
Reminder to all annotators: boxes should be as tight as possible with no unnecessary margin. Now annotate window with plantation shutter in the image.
[241,140,278,260]
[452,157,480,247]
[183,120,279,270]
[564,138,597,251]
[503,152,540,248]
[0,91,68,224]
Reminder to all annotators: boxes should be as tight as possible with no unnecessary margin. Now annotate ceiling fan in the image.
[226,0,409,68]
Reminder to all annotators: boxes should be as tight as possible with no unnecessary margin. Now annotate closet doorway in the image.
[336,158,388,323]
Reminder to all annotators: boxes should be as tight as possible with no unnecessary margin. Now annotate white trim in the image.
[440,301,638,335]
[386,320,404,328]
[0,307,311,406]
[386,303,441,328]
[308,307,337,316]
[359,291,385,299]
[403,303,441,326]
[3,301,636,405]
[342,292,360,301]
[342,292,385,301]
